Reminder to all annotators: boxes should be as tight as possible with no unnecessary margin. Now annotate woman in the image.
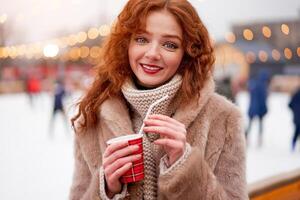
[69,0,248,199]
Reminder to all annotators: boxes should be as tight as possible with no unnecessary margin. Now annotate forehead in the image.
[141,10,183,38]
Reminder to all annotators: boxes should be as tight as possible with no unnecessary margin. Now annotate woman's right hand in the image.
[102,141,141,198]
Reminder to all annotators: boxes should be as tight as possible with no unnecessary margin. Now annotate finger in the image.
[105,154,141,177]
[144,118,185,135]
[143,125,186,141]
[154,138,185,150]
[148,114,185,128]
[103,140,129,158]
[107,162,132,184]
[103,145,140,167]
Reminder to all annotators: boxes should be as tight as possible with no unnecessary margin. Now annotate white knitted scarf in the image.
[121,74,182,200]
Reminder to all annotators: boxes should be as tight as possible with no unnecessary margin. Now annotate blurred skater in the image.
[245,70,270,147]
[289,82,300,151]
[26,74,41,108]
[49,79,69,136]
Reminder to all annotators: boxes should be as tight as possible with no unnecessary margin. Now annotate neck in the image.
[133,76,175,90]
[133,78,152,90]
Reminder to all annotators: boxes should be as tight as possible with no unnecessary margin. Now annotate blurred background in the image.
[0,0,300,199]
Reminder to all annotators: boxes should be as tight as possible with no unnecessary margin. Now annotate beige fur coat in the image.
[69,79,248,200]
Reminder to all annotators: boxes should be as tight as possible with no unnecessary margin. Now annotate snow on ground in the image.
[237,92,300,184]
[0,91,300,200]
[0,92,77,200]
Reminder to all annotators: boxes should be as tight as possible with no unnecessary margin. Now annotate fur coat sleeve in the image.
[69,136,102,200]
[158,108,248,200]
[69,97,133,200]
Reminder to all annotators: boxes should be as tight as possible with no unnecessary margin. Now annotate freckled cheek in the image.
[164,54,183,69]
[129,46,145,61]
[128,49,139,65]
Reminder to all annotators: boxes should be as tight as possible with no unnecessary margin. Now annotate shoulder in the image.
[206,92,242,120]
[202,93,243,139]
[200,94,245,152]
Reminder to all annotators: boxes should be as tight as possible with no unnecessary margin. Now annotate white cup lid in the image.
[106,134,142,145]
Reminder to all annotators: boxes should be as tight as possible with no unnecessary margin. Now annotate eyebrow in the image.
[162,34,182,42]
[139,30,182,42]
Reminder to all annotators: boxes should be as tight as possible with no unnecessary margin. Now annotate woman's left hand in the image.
[143,114,186,166]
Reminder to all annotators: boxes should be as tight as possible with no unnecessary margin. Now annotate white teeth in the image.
[142,64,161,71]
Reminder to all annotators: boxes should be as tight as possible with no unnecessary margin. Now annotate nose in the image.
[145,43,161,60]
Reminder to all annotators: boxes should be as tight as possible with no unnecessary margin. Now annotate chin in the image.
[138,79,162,89]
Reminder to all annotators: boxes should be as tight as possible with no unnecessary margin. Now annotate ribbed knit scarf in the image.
[121,75,182,200]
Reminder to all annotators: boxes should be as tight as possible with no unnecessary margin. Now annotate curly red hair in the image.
[72,0,215,133]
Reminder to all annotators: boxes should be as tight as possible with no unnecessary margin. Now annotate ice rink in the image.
[1,91,300,200]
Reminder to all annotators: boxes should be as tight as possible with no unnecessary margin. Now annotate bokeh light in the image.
[284,48,292,59]
[262,26,272,38]
[43,44,59,58]
[225,32,236,43]
[258,50,268,62]
[243,29,254,41]
[281,24,290,35]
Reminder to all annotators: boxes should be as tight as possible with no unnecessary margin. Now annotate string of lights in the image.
[0,22,111,60]
[0,18,299,62]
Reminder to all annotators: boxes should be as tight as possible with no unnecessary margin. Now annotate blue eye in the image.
[163,42,178,50]
[135,37,148,44]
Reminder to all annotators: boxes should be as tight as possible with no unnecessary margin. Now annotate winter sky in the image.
[0,0,299,44]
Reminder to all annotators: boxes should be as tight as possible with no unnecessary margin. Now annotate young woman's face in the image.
[128,10,184,88]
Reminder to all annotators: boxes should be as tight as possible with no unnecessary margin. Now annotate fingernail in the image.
[127,162,132,167]
[136,154,141,159]
[132,145,139,150]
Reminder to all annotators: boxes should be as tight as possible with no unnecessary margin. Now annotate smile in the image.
[140,64,162,74]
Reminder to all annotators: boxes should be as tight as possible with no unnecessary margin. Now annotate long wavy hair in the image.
[72,0,215,133]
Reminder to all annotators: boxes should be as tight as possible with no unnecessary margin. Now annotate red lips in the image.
[141,64,162,75]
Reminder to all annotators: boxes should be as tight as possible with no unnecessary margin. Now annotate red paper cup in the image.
[106,134,144,183]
